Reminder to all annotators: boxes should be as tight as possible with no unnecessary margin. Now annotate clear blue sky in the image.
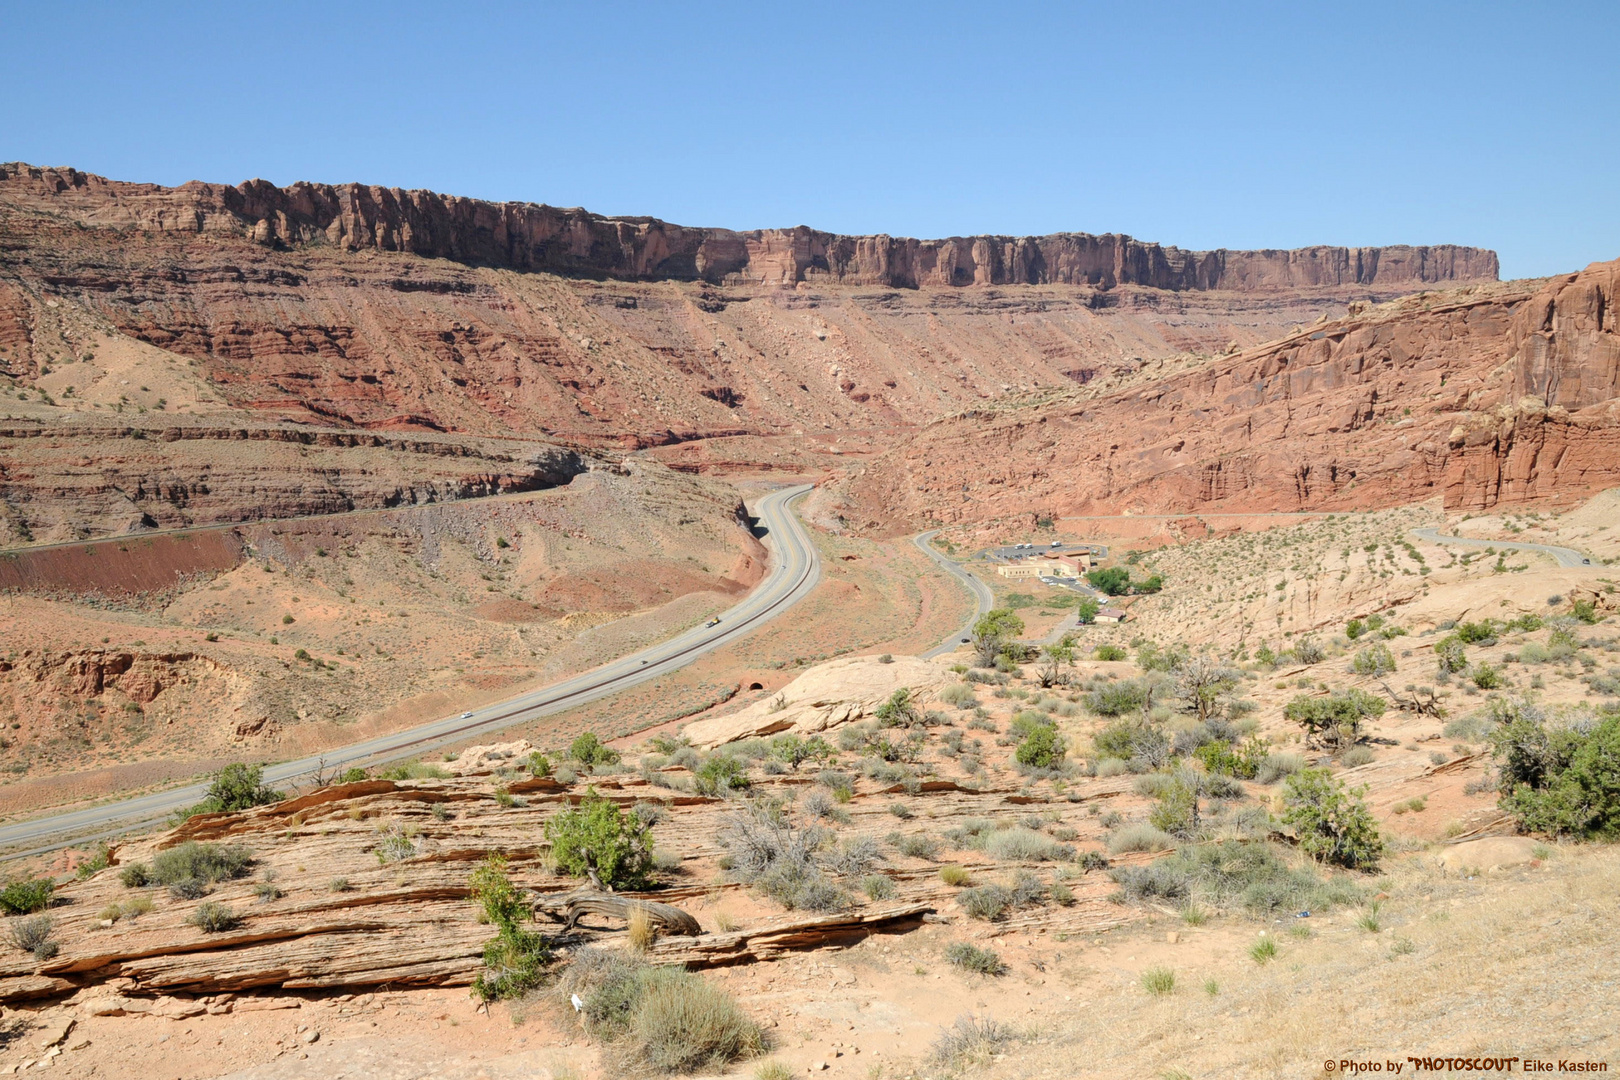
[3,1,1615,279]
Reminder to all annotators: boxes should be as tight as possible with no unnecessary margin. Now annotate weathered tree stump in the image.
[532,889,702,937]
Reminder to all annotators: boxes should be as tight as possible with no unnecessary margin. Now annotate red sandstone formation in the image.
[831,261,1620,533]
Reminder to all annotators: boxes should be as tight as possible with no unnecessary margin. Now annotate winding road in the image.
[913,530,994,658]
[1410,528,1594,568]
[0,484,820,857]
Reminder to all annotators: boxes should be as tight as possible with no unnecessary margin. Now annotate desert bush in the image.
[721,808,846,912]
[1471,663,1504,689]
[1494,712,1620,838]
[74,843,112,880]
[1256,752,1307,784]
[1015,724,1066,769]
[814,769,854,802]
[1572,599,1601,624]
[1436,634,1469,674]
[1284,688,1385,749]
[1148,773,1200,837]
[972,609,1026,666]
[939,683,977,708]
[174,763,284,821]
[1281,769,1383,868]
[1290,637,1325,665]
[892,833,941,861]
[374,822,419,864]
[1050,879,1076,905]
[945,942,1006,975]
[169,878,211,900]
[119,864,150,888]
[768,734,832,770]
[470,853,551,1001]
[1250,936,1278,964]
[940,864,972,886]
[1339,746,1375,767]
[8,915,55,959]
[983,826,1073,862]
[1087,680,1148,717]
[932,1014,1014,1066]
[1107,823,1174,854]
[0,879,53,916]
[151,842,253,889]
[569,732,622,769]
[801,788,843,821]
[694,754,752,796]
[1351,643,1397,677]
[188,901,240,933]
[823,836,884,877]
[1094,644,1128,662]
[546,791,655,889]
[755,1062,793,1080]
[528,751,553,777]
[1111,839,1363,913]
[958,883,1014,920]
[329,877,353,892]
[378,760,452,781]
[861,874,896,900]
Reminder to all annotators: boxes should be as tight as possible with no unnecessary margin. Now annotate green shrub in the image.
[875,688,922,727]
[1471,663,1504,690]
[1094,644,1128,662]
[75,843,112,880]
[545,791,654,889]
[1572,599,1601,624]
[0,879,54,916]
[1087,681,1149,718]
[1351,643,1396,677]
[1015,725,1065,769]
[1284,689,1385,749]
[1436,634,1468,674]
[1495,715,1620,838]
[1140,966,1176,995]
[470,853,551,1001]
[940,864,972,887]
[528,752,553,777]
[1281,769,1383,869]
[1087,567,1131,596]
[1249,936,1278,963]
[694,755,751,796]
[945,942,1006,975]
[187,901,240,933]
[174,763,284,821]
[119,864,150,888]
[894,833,941,860]
[336,767,369,783]
[569,732,622,768]
[861,874,896,900]
[1148,774,1200,837]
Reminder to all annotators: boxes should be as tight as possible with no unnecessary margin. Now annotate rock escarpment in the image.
[1,163,1495,290]
[833,260,1620,531]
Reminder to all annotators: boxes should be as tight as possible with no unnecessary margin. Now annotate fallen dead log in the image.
[532,889,702,936]
[642,901,935,967]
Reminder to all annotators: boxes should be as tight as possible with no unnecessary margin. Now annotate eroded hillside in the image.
[828,261,1620,533]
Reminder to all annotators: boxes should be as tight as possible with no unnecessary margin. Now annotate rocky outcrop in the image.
[834,261,1620,530]
[1,163,1496,292]
[682,655,956,748]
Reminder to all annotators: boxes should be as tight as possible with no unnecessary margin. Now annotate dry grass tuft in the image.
[626,903,656,952]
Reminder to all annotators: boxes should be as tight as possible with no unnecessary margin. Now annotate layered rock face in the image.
[1,163,1494,290]
[832,261,1620,532]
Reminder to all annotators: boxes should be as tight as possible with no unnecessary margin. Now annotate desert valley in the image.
[0,154,1615,1080]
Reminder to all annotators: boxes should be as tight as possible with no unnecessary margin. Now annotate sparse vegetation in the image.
[8,915,56,960]
[174,762,284,821]
[470,853,551,1001]
[1141,966,1176,995]
[1281,769,1383,869]
[188,901,241,933]
[946,941,1007,975]
[0,879,54,916]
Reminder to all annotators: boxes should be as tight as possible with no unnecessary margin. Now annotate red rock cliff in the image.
[0,163,1497,291]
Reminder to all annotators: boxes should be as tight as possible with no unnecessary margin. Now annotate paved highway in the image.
[1410,528,1594,569]
[913,530,995,659]
[0,484,820,857]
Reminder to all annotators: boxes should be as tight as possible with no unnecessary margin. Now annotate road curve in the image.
[913,530,994,659]
[1410,528,1594,569]
[0,484,821,857]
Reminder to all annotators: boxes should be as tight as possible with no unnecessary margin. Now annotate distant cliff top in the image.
[0,163,1498,291]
